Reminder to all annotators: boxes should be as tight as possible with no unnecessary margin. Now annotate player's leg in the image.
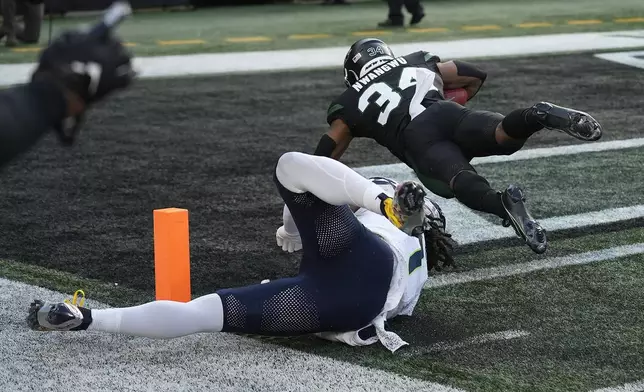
[500,102,602,142]
[404,107,547,253]
[451,102,602,160]
[29,269,391,336]
[28,292,225,337]
[275,152,424,241]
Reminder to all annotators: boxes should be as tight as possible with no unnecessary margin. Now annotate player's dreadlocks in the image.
[416,200,457,271]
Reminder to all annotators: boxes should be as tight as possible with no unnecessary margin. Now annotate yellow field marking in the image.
[516,22,553,28]
[288,34,332,40]
[407,27,449,33]
[157,39,206,46]
[123,42,138,47]
[351,30,392,36]
[225,36,272,43]
[461,25,502,31]
[10,47,41,53]
[567,19,603,25]
[615,17,644,23]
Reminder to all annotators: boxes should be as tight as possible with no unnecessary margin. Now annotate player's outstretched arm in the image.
[437,60,487,100]
[313,119,353,159]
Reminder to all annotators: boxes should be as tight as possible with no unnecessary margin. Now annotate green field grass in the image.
[281,252,644,392]
[1,0,643,63]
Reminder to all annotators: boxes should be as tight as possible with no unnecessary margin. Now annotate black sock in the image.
[70,307,93,331]
[452,171,507,219]
[501,107,544,139]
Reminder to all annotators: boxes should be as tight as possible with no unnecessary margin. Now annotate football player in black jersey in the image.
[314,38,603,254]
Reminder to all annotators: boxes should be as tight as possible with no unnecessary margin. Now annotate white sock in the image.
[88,293,224,338]
[275,152,384,214]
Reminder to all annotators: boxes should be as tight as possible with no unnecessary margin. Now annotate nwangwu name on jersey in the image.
[351,57,409,93]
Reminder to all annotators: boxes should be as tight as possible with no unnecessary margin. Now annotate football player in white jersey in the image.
[27,152,452,352]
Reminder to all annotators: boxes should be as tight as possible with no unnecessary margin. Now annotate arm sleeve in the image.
[326,101,346,126]
[0,80,67,168]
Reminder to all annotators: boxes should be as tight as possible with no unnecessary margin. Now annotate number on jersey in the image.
[357,67,438,125]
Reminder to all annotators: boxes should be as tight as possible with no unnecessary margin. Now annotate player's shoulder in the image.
[402,50,441,65]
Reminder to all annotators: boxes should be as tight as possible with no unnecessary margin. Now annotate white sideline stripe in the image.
[0,278,465,392]
[425,243,644,289]
[2,30,644,86]
[357,137,644,173]
[596,51,644,69]
[403,330,531,356]
[592,380,644,392]
[453,204,644,245]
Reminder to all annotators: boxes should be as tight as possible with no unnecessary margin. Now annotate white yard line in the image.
[356,137,644,174]
[426,243,644,289]
[596,51,644,69]
[592,380,644,392]
[2,30,644,86]
[355,138,644,245]
[403,330,531,356]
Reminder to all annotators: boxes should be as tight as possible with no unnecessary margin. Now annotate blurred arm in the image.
[0,81,69,168]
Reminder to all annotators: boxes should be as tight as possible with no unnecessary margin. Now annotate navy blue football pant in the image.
[216,167,394,336]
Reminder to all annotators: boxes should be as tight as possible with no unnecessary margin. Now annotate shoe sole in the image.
[539,103,602,142]
[501,192,548,254]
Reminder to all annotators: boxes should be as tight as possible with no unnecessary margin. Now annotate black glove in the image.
[31,29,134,143]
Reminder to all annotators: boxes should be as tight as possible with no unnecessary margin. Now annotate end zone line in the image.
[425,243,644,289]
[357,137,644,174]
[591,380,644,392]
[402,330,530,356]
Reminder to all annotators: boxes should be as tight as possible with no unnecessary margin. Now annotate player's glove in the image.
[31,29,135,144]
[276,226,302,253]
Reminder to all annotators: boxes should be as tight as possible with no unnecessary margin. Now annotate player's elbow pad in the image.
[454,60,487,82]
[314,134,337,157]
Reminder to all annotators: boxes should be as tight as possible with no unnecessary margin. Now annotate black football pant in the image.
[402,100,525,200]
[387,0,423,24]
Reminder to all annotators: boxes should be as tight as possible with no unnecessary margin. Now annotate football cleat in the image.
[530,102,602,142]
[500,185,548,254]
[380,181,426,233]
[27,300,84,331]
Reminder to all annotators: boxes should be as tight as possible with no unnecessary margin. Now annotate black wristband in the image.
[313,134,337,157]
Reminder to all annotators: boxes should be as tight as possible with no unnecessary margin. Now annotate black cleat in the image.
[27,300,84,331]
[501,185,547,254]
[410,13,425,25]
[530,102,602,142]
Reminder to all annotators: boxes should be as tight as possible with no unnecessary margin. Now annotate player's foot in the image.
[500,185,547,254]
[27,300,86,331]
[410,13,425,25]
[380,181,426,231]
[530,102,602,141]
[5,34,18,48]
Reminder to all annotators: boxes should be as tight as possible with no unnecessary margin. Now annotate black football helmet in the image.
[343,38,395,87]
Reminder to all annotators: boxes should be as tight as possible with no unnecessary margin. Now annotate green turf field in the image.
[1,0,643,63]
[0,48,643,390]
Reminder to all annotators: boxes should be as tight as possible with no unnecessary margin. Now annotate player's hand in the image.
[276,226,302,253]
[31,29,135,143]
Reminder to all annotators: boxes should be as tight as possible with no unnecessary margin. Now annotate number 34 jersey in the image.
[327,51,445,162]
